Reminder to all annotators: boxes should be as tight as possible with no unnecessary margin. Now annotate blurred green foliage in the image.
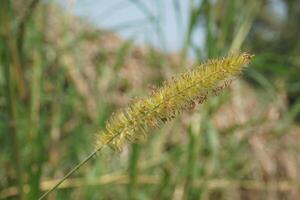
[1,0,300,199]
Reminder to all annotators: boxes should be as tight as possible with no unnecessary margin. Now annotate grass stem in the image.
[38,147,101,200]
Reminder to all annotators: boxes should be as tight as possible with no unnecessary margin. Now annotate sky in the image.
[59,0,204,53]
[59,0,286,55]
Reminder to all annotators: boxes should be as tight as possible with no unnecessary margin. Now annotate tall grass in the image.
[1,0,300,200]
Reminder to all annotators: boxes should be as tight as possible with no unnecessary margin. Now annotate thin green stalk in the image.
[154,163,172,199]
[0,1,24,199]
[3,55,24,200]
[198,107,220,200]
[127,143,140,200]
[39,119,131,199]
[229,1,261,53]
[17,0,41,53]
[183,126,198,199]
[38,147,102,200]
[218,0,236,50]
[2,0,29,101]
[181,0,204,61]
[27,50,43,199]
[203,0,217,58]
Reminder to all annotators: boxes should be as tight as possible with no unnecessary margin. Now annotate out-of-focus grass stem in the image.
[2,50,24,200]
[27,50,43,199]
[0,1,24,199]
[17,0,41,53]
[183,126,199,199]
[181,0,204,61]
[127,144,140,200]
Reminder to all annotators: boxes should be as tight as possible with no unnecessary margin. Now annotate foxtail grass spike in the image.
[39,53,253,200]
[97,53,253,151]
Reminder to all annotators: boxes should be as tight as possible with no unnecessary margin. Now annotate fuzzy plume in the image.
[96,53,253,151]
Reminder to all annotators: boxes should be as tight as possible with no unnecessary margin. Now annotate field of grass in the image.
[1,0,300,199]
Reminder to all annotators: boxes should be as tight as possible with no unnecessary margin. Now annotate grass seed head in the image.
[96,53,254,151]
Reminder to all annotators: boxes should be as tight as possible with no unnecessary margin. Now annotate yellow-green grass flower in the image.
[97,53,253,151]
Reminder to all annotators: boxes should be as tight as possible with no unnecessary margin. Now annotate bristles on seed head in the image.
[96,53,254,151]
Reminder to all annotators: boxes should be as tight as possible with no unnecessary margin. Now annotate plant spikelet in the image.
[96,53,253,151]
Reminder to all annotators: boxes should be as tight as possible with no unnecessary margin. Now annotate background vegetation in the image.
[1,0,300,199]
